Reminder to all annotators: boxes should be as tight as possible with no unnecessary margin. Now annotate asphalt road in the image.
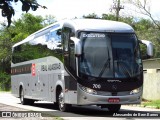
[0,92,160,120]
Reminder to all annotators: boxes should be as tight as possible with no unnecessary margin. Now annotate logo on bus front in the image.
[83,33,105,38]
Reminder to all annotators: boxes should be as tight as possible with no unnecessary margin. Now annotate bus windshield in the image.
[79,32,142,79]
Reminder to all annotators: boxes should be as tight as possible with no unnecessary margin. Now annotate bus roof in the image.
[13,19,134,48]
[63,19,134,33]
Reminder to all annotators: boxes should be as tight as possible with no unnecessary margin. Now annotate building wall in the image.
[142,58,160,100]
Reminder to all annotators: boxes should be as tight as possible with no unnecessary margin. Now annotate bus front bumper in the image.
[77,84,142,105]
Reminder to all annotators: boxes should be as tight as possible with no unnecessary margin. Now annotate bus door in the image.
[69,39,76,71]
[62,28,77,103]
[63,27,76,71]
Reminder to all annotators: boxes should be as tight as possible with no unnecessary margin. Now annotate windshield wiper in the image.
[98,58,110,78]
[118,61,131,78]
[114,49,132,78]
[98,47,110,78]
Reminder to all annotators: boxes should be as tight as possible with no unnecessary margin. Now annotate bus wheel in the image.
[107,104,121,112]
[58,90,71,112]
[20,87,28,105]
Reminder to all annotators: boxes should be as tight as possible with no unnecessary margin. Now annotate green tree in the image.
[133,19,154,31]
[102,14,134,26]
[43,15,56,26]
[83,13,100,19]
[0,13,46,91]
[11,13,44,43]
[0,0,47,27]
[127,0,160,30]
[102,14,117,21]
[1,13,44,63]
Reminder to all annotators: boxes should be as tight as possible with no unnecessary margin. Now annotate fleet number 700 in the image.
[93,84,101,89]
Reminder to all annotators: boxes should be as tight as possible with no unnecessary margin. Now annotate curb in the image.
[128,104,160,109]
[145,106,159,109]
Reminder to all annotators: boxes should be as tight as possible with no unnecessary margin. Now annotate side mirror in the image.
[140,40,154,58]
[70,37,82,56]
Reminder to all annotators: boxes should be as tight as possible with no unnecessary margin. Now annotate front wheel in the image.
[107,104,121,112]
[20,88,28,105]
[20,87,34,105]
[58,90,71,112]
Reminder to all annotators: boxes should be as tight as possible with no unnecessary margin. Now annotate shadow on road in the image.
[18,102,160,118]
[20,102,114,117]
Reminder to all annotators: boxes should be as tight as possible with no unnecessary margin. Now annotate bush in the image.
[0,72,10,91]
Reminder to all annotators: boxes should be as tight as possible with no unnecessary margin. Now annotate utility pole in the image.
[111,0,124,21]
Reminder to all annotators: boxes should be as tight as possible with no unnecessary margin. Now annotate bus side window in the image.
[48,29,62,53]
[69,40,74,48]
[50,29,61,42]
[12,46,22,63]
[62,27,76,71]
[62,27,70,52]
[69,39,75,71]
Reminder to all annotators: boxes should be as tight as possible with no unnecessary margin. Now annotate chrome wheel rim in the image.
[20,89,24,103]
[59,91,64,109]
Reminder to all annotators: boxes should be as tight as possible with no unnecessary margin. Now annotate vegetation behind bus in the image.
[0,13,49,91]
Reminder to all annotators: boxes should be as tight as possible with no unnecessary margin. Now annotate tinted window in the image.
[12,29,62,63]
[79,32,142,79]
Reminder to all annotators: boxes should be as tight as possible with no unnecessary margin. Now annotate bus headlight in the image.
[130,87,141,95]
[80,85,97,95]
[86,88,97,94]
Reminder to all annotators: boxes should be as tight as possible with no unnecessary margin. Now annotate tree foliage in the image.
[0,0,47,27]
[0,13,46,91]
[11,13,44,43]
[83,13,99,19]
[126,0,160,30]
[0,13,56,91]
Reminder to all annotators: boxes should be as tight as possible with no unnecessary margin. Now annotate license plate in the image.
[108,98,120,103]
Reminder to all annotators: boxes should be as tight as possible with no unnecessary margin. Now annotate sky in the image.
[1,0,160,22]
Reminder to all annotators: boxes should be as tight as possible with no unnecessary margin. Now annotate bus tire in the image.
[20,87,28,105]
[20,87,34,105]
[107,104,121,112]
[58,89,71,112]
